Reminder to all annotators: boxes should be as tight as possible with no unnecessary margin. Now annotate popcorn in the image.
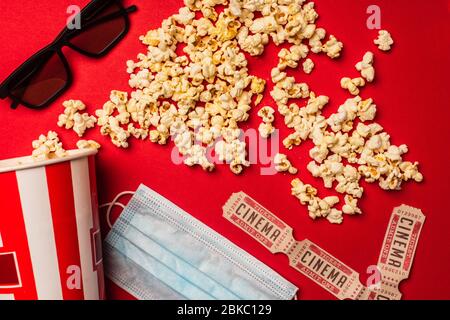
[73,113,97,137]
[302,58,314,74]
[250,16,278,34]
[126,60,136,74]
[237,27,269,56]
[327,208,343,224]
[355,51,375,82]
[400,161,423,183]
[215,137,250,174]
[291,178,342,224]
[305,93,329,114]
[230,158,250,175]
[340,77,366,96]
[309,144,329,163]
[327,96,360,132]
[309,28,326,53]
[258,122,275,138]
[57,100,86,129]
[257,106,275,123]
[357,98,377,122]
[291,178,317,205]
[274,153,297,174]
[76,139,101,150]
[283,131,302,150]
[110,90,128,106]
[322,35,343,58]
[58,100,96,137]
[32,131,66,160]
[278,45,309,70]
[44,1,422,224]
[335,165,364,198]
[342,195,361,215]
[271,67,287,83]
[374,30,394,51]
[307,154,344,188]
[184,145,215,171]
[173,7,195,25]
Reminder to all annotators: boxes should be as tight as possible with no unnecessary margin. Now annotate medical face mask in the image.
[103,184,298,300]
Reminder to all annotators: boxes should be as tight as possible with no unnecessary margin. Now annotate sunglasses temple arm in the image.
[125,5,138,14]
[81,5,137,30]
[65,5,138,39]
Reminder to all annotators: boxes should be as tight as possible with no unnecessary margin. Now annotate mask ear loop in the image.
[99,191,135,228]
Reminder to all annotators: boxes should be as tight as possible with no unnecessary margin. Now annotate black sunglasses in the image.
[0,0,137,110]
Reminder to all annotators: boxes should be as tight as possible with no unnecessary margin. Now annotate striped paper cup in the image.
[0,149,105,300]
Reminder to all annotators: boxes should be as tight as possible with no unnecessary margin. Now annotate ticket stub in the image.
[367,205,425,300]
[287,239,367,300]
[222,191,295,254]
[223,192,367,300]
[223,192,425,300]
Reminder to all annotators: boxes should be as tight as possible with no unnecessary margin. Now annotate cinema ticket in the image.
[222,192,425,300]
[367,205,425,300]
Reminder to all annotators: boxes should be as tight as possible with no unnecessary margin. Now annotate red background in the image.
[0,0,449,300]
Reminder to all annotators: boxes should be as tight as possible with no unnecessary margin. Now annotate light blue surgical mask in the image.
[103,184,298,300]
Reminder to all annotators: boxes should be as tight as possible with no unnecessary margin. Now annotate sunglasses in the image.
[0,0,137,110]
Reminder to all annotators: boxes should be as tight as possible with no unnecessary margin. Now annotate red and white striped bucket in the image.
[0,149,105,300]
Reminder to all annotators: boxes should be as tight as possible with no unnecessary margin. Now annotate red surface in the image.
[0,0,449,300]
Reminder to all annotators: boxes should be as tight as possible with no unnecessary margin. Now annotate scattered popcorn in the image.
[58,100,96,137]
[327,208,344,224]
[342,195,362,215]
[257,106,276,138]
[32,131,66,161]
[283,131,302,150]
[291,178,317,204]
[278,45,309,70]
[322,35,343,58]
[309,28,326,53]
[271,67,287,83]
[302,58,315,74]
[73,113,97,137]
[258,122,275,138]
[48,0,421,225]
[274,153,297,174]
[257,106,275,123]
[215,137,250,174]
[355,51,375,82]
[374,30,394,51]
[291,178,343,224]
[76,140,101,150]
[340,77,366,95]
[307,154,344,188]
[57,100,86,129]
[237,27,269,56]
[184,145,215,172]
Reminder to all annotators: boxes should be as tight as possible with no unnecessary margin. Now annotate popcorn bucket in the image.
[0,150,104,300]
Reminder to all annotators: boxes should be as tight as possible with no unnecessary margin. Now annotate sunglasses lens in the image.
[69,2,127,55]
[10,51,68,108]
